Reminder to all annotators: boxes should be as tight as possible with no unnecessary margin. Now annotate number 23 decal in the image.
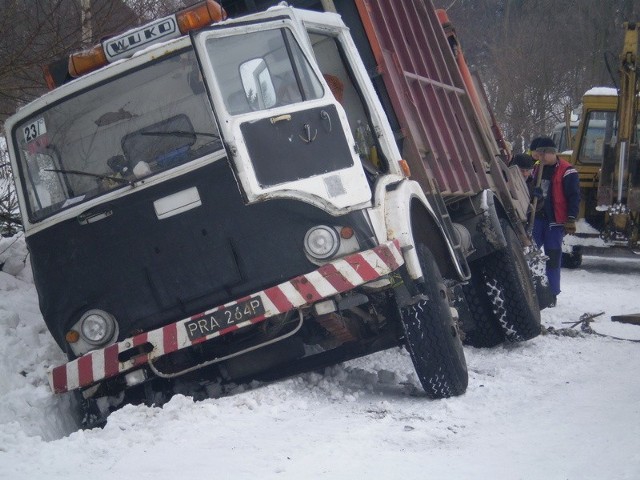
[23,118,47,143]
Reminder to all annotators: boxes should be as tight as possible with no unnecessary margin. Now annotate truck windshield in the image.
[13,49,221,222]
[204,27,324,114]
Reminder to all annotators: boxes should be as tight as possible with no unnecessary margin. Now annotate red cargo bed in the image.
[354,0,497,196]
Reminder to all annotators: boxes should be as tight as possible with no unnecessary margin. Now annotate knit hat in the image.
[529,137,544,152]
[533,137,557,153]
[511,153,534,170]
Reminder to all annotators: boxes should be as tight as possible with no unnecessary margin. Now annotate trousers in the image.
[532,218,564,296]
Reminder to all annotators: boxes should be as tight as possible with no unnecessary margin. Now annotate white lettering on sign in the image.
[103,15,179,62]
[186,315,222,339]
[184,297,265,341]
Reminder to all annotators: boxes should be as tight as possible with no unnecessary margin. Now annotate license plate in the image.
[184,296,265,341]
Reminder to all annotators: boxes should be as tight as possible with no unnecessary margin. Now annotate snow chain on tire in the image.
[481,219,542,342]
[459,266,505,347]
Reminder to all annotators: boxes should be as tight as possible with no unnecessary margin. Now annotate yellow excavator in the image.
[562,21,639,268]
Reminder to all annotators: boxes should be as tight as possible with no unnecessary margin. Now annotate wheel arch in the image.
[382,180,466,283]
[409,199,461,282]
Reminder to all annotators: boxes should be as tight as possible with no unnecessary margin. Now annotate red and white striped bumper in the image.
[48,240,404,394]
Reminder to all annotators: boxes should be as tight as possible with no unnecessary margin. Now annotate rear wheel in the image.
[481,219,541,341]
[459,264,505,347]
[400,244,468,398]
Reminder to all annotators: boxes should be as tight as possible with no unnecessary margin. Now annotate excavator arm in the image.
[596,22,640,246]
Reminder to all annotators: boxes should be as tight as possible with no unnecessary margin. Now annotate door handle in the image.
[78,206,113,225]
[270,114,291,124]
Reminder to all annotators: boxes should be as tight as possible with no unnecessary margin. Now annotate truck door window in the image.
[205,28,323,114]
[308,32,387,174]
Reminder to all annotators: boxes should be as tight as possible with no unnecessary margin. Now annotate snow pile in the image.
[1,235,640,479]
[0,236,77,444]
[584,87,618,96]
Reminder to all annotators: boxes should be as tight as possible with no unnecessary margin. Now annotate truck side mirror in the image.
[240,58,276,110]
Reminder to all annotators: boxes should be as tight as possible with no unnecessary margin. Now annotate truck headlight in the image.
[79,310,117,345]
[304,225,340,259]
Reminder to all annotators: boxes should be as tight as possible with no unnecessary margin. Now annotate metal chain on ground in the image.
[544,312,640,343]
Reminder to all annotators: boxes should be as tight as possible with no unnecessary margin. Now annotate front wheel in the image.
[400,244,468,398]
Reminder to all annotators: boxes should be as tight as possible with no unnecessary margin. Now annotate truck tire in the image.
[400,243,468,398]
[481,219,541,341]
[459,266,506,347]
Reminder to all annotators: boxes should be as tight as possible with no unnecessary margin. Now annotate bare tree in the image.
[0,0,141,123]
[442,0,636,151]
[0,140,20,236]
[127,0,191,21]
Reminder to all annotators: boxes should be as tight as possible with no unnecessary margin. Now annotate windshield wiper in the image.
[45,168,130,184]
[140,130,220,140]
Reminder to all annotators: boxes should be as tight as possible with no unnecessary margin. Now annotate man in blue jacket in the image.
[531,137,580,307]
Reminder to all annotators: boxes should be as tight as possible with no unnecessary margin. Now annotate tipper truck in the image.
[4,0,544,426]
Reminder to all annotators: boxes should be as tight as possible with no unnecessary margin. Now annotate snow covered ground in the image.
[1,234,639,480]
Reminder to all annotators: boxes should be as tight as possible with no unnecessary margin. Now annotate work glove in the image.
[564,218,577,235]
[532,187,544,200]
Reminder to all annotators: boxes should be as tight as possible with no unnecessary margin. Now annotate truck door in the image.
[191,19,372,213]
